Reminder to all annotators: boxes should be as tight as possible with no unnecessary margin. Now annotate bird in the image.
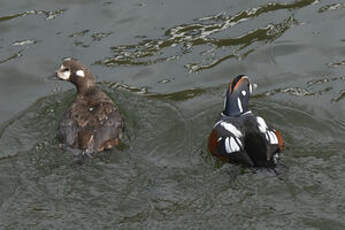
[208,75,283,167]
[55,58,123,156]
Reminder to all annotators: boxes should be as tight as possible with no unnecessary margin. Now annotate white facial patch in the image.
[76,70,85,77]
[237,97,243,113]
[220,122,243,138]
[242,90,246,96]
[57,67,71,80]
[256,116,268,133]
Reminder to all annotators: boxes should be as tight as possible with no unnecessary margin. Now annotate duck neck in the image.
[223,94,249,117]
[76,80,96,95]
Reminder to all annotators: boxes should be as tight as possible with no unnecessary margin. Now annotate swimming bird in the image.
[208,75,283,167]
[56,58,123,156]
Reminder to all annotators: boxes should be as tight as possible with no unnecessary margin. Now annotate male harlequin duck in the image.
[208,75,283,167]
[56,58,123,156]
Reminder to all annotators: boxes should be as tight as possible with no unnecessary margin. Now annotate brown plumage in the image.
[56,58,123,155]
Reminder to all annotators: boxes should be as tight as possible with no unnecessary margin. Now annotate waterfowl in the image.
[56,58,123,156]
[208,75,283,167]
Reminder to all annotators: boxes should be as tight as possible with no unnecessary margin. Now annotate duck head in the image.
[223,75,254,117]
[56,58,95,94]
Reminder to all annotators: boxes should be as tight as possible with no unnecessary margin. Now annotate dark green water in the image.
[1,0,345,229]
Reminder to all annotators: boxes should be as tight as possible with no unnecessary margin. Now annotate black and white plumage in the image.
[208,75,283,167]
[56,58,123,155]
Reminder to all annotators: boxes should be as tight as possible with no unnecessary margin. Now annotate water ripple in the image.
[69,30,113,48]
[318,3,345,13]
[0,9,66,23]
[12,39,38,47]
[327,60,345,68]
[95,0,316,71]
[0,51,23,65]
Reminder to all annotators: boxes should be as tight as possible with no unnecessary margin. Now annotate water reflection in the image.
[95,0,316,71]
[1,0,345,229]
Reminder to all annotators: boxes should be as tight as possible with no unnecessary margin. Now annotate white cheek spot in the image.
[76,70,85,77]
[220,122,243,138]
[57,70,71,80]
[59,64,65,70]
[257,116,268,133]
[242,90,246,96]
[237,97,243,113]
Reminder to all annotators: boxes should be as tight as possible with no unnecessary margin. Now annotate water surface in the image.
[1,0,345,229]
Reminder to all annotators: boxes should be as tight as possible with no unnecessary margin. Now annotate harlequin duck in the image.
[56,58,123,156]
[208,75,283,167]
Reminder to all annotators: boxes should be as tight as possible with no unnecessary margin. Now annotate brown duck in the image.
[56,58,123,156]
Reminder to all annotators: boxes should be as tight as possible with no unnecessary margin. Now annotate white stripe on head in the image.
[76,69,85,77]
[223,90,227,109]
[237,97,243,113]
